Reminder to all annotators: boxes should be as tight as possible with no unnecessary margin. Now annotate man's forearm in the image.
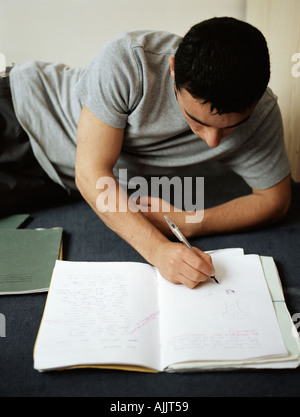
[75,170,215,287]
[141,175,291,238]
[76,169,169,265]
[189,190,290,237]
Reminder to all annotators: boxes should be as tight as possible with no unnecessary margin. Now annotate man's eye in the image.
[189,117,203,126]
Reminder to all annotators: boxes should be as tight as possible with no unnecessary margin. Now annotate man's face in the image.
[169,56,255,148]
[175,87,255,148]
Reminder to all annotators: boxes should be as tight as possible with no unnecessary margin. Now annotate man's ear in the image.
[168,56,175,81]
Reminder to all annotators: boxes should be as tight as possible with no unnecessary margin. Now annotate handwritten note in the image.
[158,252,287,368]
[35,261,160,371]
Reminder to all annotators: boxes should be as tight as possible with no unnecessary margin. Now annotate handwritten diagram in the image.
[223,289,247,320]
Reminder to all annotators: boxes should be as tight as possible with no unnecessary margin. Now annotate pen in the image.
[164,215,219,284]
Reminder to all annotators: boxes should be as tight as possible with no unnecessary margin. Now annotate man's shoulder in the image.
[262,87,278,107]
[105,30,182,55]
[247,86,280,132]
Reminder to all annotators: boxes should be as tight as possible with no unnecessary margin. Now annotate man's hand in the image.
[152,241,215,289]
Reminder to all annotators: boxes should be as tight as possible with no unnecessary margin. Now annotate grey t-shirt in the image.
[10,30,290,191]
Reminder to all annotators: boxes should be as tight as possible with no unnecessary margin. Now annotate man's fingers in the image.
[184,246,215,277]
[167,245,214,287]
[155,242,215,289]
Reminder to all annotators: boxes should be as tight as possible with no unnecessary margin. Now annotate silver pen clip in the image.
[164,216,195,251]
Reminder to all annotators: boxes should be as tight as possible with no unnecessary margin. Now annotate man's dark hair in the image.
[174,17,270,114]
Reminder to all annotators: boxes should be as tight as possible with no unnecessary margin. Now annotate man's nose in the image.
[201,128,224,148]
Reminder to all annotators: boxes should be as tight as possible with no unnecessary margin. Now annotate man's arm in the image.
[195,174,291,236]
[140,174,291,237]
[75,105,215,288]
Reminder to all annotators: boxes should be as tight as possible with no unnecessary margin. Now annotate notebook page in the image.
[34,261,160,371]
[158,253,288,370]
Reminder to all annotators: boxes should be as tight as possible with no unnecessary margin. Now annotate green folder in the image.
[0,214,30,229]
[0,228,63,295]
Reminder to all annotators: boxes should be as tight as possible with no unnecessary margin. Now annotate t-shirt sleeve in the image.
[75,33,141,129]
[220,97,291,190]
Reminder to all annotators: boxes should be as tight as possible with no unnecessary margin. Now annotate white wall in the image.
[246,0,300,182]
[0,0,246,68]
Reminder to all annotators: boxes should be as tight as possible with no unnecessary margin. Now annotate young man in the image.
[1,17,291,288]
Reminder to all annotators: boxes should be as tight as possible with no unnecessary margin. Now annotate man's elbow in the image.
[255,175,291,224]
[270,186,291,223]
[274,195,291,222]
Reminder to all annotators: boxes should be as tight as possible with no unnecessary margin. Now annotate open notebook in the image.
[33,249,300,372]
